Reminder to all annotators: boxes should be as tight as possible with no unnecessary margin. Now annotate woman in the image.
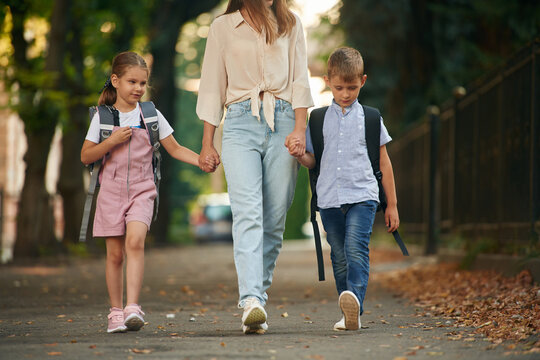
[196,0,313,334]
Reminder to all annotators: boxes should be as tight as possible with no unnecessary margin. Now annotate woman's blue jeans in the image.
[221,99,298,307]
[319,201,378,315]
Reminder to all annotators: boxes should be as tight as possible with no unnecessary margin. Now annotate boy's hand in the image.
[286,137,302,157]
[108,127,132,145]
[385,205,400,233]
[285,131,306,157]
[285,129,305,157]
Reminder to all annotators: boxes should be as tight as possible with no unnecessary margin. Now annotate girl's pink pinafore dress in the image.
[92,126,157,237]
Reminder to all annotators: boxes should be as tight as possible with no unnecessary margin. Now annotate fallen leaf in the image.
[47,352,62,356]
[131,348,153,354]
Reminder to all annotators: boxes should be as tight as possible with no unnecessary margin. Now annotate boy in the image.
[288,47,399,331]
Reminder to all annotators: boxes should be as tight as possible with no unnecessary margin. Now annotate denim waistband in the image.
[228,98,291,111]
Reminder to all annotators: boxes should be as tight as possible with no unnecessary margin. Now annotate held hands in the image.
[285,129,306,157]
[385,204,400,233]
[199,145,220,173]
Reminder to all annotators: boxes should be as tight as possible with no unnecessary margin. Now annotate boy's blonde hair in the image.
[327,47,364,83]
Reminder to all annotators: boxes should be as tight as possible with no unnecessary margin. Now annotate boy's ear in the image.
[360,74,367,88]
[324,75,330,87]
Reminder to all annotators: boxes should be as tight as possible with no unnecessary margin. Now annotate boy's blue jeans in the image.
[319,200,378,315]
[221,99,298,307]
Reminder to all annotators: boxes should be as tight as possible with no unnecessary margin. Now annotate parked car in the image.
[190,193,233,243]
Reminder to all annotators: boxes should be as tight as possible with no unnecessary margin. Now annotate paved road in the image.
[0,241,536,359]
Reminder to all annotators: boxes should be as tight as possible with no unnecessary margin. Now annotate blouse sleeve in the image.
[196,21,228,127]
[291,15,314,110]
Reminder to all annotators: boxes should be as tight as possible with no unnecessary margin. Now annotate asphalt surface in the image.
[0,240,537,360]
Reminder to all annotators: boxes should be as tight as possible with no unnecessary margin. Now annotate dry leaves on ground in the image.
[377,262,540,352]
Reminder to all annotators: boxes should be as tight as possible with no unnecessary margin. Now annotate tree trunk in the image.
[57,9,87,247]
[148,0,220,243]
[14,131,56,257]
[12,0,71,258]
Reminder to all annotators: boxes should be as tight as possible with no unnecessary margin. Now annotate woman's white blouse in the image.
[196,10,314,131]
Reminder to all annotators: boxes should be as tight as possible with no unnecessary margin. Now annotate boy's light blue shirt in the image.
[306,99,392,209]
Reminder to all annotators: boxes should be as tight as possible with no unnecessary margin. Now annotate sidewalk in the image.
[0,240,536,359]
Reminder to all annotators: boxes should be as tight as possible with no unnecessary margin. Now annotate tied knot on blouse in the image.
[196,10,314,131]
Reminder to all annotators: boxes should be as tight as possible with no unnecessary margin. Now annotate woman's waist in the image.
[226,96,290,111]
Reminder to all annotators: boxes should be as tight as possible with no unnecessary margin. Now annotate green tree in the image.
[8,0,70,257]
[339,0,540,132]
[146,0,221,244]
[3,0,222,258]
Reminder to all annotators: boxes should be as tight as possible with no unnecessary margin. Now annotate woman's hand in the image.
[199,144,220,173]
[285,129,306,157]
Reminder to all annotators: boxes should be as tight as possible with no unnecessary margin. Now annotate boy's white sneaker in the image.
[338,290,360,330]
[333,316,361,331]
[241,297,267,334]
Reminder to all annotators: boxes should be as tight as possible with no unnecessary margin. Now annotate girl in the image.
[81,51,215,333]
[196,0,313,334]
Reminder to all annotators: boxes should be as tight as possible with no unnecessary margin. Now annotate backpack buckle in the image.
[374,170,383,180]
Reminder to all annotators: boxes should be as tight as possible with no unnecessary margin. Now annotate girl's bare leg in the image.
[106,237,125,308]
[125,221,148,305]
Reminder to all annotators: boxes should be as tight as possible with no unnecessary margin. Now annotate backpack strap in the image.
[363,105,409,256]
[139,101,161,221]
[307,106,328,281]
[79,105,118,242]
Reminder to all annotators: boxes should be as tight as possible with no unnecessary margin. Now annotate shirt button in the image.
[338,150,342,153]
[337,167,341,171]
[340,133,343,136]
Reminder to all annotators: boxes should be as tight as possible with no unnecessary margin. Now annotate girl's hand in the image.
[199,144,220,173]
[108,127,132,145]
[202,155,218,173]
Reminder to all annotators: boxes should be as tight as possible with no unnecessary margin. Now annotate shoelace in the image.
[240,297,259,309]
[109,312,123,321]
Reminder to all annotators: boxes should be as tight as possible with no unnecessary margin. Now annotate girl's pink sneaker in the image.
[124,304,145,331]
[107,307,127,333]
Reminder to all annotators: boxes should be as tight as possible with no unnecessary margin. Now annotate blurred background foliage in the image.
[0,0,538,258]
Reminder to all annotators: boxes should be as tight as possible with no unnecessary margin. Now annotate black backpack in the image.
[78,101,162,242]
[308,105,408,281]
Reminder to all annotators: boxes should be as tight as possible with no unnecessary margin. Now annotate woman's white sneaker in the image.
[241,297,267,334]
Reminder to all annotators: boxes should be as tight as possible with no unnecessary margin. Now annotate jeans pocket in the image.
[225,103,246,119]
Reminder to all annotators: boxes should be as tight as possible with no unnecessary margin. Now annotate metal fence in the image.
[389,39,540,253]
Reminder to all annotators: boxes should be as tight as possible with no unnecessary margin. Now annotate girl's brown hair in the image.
[224,0,296,44]
[98,51,149,106]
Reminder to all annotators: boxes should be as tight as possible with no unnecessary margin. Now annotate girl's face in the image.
[111,66,148,109]
[265,0,274,7]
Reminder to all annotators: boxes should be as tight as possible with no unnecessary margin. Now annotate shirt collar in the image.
[231,10,245,28]
[330,98,359,116]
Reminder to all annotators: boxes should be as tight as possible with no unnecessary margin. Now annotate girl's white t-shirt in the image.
[85,102,174,144]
